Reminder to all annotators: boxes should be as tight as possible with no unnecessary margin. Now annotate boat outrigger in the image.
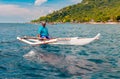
[17,33,100,46]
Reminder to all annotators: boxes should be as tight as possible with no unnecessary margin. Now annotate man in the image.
[38,22,50,40]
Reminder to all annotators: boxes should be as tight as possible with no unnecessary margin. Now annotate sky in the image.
[0,0,82,23]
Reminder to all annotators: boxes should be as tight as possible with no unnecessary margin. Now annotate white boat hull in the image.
[17,33,100,46]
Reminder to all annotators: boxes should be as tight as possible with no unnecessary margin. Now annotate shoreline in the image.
[84,22,120,24]
[29,22,120,25]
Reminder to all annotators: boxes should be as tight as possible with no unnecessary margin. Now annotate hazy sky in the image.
[0,0,82,23]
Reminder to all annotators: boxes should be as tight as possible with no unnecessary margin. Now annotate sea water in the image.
[0,23,120,79]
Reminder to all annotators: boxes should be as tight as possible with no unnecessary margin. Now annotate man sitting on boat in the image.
[38,21,50,40]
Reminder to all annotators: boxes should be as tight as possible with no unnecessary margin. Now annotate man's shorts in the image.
[40,35,50,39]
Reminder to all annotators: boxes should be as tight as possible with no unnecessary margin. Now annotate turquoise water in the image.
[0,23,120,79]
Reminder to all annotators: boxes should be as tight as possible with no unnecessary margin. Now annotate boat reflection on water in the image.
[23,49,106,77]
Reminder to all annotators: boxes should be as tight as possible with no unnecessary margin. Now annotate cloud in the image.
[34,0,47,6]
[0,4,55,22]
[0,0,81,23]
[0,4,29,16]
[70,0,82,3]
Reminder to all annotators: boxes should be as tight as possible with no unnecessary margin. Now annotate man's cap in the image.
[41,21,46,24]
[41,21,46,26]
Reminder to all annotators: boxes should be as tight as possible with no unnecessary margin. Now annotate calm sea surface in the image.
[0,23,120,79]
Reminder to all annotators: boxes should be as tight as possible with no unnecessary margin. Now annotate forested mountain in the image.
[31,0,120,23]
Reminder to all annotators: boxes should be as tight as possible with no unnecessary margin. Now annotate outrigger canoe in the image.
[17,33,100,46]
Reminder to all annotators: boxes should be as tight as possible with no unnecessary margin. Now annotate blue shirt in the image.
[38,26,49,36]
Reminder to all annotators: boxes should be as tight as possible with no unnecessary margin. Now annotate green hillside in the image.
[32,0,120,23]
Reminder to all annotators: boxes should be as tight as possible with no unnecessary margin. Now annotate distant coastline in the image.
[30,21,120,25]
[31,0,120,25]
[82,22,120,24]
